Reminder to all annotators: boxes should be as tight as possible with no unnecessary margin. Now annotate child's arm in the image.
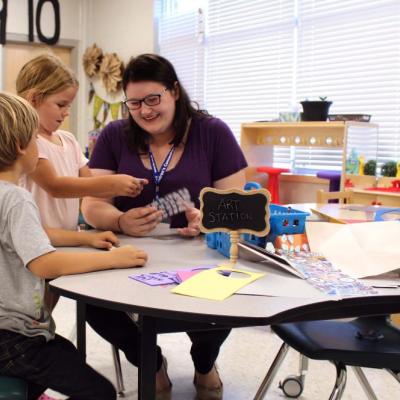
[29,159,146,198]
[28,245,148,279]
[44,227,120,249]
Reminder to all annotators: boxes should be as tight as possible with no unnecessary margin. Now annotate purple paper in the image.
[129,271,177,286]
[129,266,214,286]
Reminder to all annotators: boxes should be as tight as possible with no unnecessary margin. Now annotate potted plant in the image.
[300,96,332,121]
[363,159,377,176]
[381,161,397,177]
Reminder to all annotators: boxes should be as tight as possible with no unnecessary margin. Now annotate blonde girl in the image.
[17,54,146,231]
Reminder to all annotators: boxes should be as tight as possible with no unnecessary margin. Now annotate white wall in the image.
[1,0,155,146]
[6,0,83,40]
[83,0,155,144]
[86,0,154,61]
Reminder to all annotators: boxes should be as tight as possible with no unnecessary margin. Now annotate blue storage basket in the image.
[205,204,309,258]
[268,204,308,236]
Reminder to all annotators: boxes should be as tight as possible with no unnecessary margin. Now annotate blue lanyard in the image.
[148,146,175,199]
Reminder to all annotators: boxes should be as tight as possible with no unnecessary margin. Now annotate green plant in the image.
[381,161,397,177]
[363,159,377,176]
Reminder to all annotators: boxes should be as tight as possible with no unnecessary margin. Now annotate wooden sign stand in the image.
[229,231,240,265]
[199,187,271,267]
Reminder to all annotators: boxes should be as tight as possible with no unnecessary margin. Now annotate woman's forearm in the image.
[81,197,122,232]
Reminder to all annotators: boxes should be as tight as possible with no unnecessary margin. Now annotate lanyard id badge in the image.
[148,146,175,199]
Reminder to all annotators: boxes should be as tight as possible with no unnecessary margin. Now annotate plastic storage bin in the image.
[206,204,309,258]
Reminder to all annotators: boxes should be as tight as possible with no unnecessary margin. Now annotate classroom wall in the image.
[84,0,155,145]
[0,0,155,147]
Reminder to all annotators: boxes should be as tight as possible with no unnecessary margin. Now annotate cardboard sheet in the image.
[306,221,400,278]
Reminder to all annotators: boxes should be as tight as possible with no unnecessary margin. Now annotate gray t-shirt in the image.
[0,181,56,340]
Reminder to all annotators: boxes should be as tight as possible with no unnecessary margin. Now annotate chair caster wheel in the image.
[279,375,304,398]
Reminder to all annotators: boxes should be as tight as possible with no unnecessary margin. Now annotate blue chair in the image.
[254,316,400,399]
[0,376,28,400]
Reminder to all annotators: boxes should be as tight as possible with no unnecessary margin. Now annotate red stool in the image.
[257,166,289,204]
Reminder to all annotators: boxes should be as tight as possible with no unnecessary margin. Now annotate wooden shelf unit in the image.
[240,121,400,206]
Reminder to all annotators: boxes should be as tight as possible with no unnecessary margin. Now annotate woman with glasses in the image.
[81,53,247,400]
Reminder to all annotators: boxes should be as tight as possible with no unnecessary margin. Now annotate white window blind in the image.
[205,0,295,138]
[296,0,400,169]
[157,0,400,172]
[157,2,205,108]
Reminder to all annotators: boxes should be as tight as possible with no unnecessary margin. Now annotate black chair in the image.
[0,376,27,400]
[254,316,400,399]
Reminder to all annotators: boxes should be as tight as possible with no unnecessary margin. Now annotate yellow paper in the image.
[171,266,265,301]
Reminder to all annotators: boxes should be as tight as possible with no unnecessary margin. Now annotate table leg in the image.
[138,315,157,400]
[76,301,86,359]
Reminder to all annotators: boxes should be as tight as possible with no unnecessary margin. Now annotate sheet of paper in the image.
[171,266,265,301]
[306,221,400,278]
[176,266,213,283]
[129,271,179,286]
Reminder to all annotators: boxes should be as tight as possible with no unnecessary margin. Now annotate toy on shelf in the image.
[345,149,359,175]
[358,155,365,175]
[365,179,400,193]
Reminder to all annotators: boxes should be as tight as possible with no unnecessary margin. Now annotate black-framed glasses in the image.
[123,88,168,110]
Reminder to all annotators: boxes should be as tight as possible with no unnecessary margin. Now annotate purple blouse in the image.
[89,115,247,227]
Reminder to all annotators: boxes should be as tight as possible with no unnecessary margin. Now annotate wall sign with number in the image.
[1,0,61,45]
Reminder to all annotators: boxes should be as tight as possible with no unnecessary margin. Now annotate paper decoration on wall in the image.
[92,91,122,130]
[83,44,126,141]
[99,53,124,94]
[83,43,103,77]
[82,44,124,94]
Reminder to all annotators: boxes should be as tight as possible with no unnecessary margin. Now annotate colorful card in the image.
[150,187,194,219]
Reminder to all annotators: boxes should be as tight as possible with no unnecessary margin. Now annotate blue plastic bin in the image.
[205,204,309,258]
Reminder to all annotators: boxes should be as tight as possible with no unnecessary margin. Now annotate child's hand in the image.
[177,207,201,237]
[109,245,148,268]
[107,175,147,198]
[87,231,120,249]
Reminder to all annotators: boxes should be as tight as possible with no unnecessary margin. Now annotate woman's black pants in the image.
[86,304,230,374]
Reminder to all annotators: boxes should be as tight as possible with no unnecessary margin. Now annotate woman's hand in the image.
[84,231,120,249]
[177,207,201,237]
[119,206,163,237]
[106,175,147,198]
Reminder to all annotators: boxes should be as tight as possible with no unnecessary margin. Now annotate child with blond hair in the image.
[0,92,147,400]
[17,54,147,231]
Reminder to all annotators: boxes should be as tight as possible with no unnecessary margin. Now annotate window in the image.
[157,0,400,173]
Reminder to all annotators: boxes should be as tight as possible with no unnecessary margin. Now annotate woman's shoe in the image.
[156,356,172,400]
[193,365,223,400]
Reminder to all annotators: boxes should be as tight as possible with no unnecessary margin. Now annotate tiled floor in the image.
[49,297,400,400]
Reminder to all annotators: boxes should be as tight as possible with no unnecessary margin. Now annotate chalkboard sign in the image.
[199,188,270,235]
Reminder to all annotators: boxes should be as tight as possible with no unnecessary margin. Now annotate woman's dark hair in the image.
[122,53,205,153]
